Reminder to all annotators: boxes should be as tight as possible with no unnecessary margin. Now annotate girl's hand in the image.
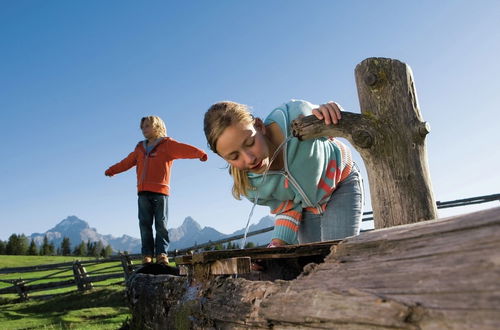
[312,101,343,125]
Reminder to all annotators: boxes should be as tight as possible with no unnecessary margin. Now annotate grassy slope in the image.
[0,255,127,297]
[0,285,128,329]
[0,255,132,329]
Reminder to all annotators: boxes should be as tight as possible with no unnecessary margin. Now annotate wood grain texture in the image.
[293,57,437,229]
[126,207,500,329]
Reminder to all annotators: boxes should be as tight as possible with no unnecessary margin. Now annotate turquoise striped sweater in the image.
[245,100,353,244]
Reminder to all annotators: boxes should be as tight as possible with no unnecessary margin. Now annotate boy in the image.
[105,116,207,265]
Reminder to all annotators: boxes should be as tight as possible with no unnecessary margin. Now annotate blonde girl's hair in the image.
[140,116,167,139]
[204,101,255,200]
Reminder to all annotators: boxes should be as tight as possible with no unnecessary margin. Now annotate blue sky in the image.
[1,1,499,240]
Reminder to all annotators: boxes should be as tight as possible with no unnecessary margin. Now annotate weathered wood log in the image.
[126,207,500,329]
[292,57,437,229]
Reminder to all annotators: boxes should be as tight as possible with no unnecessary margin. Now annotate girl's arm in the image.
[105,149,138,176]
[166,138,208,161]
[268,200,303,246]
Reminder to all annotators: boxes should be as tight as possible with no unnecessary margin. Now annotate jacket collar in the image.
[139,137,168,154]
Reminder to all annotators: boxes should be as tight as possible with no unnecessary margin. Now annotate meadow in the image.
[0,255,130,329]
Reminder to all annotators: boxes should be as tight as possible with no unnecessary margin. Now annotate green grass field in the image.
[0,255,132,329]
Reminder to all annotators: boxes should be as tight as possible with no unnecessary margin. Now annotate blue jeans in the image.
[298,165,364,243]
[138,192,170,256]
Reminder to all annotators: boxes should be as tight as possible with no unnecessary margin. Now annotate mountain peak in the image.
[181,216,202,231]
[51,216,89,232]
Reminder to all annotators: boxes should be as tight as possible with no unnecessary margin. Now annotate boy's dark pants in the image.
[138,192,169,256]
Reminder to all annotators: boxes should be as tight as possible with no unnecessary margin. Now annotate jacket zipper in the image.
[139,138,165,189]
[282,139,324,214]
[139,154,149,189]
[255,140,323,214]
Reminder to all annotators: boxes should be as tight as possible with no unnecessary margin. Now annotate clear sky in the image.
[1,0,499,241]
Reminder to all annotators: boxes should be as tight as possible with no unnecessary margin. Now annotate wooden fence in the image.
[0,253,140,301]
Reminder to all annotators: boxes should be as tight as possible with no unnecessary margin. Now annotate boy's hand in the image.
[267,238,287,248]
[312,101,343,125]
[104,169,113,177]
[200,153,208,162]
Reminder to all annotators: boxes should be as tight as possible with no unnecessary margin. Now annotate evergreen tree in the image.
[0,240,6,254]
[61,237,71,256]
[6,234,29,255]
[73,241,87,256]
[87,241,102,258]
[204,241,213,251]
[5,234,17,255]
[244,242,256,249]
[101,244,113,258]
[41,235,50,255]
[27,239,38,255]
[94,241,104,258]
[86,240,92,255]
[47,242,55,256]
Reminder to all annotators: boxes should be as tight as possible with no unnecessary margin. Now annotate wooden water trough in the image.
[126,207,500,329]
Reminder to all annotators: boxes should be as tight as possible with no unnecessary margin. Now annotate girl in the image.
[204,100,363,247]
[105,116,208,264]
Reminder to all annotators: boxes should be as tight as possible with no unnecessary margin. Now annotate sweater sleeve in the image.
[106,149,138,175]
[269,200,303,245]
[264,99,318,137]
[166,138,208,161]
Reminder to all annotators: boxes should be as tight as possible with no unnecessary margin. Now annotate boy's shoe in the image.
[156,253,169,265]
[142,255,153,264]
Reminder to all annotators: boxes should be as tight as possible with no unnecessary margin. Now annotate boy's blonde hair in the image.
[140,116,167,139]
[204,101,254,200]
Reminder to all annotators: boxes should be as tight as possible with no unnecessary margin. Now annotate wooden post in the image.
[73,261,93,292]
[73,261,84,291]
[120,252,134,280]
[292,57,437,228]
[13,279,28,301]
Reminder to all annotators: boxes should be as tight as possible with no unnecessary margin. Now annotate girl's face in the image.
[141,121,154,139]
[216,120,270,174]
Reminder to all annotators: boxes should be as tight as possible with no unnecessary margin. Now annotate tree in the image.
[27,239,38,255]
[6,234,29,255]
[47,242,55,256]
[41,235,50,255]
[73,241,87,256]
[101,244,113,258]
[94,241,104,258]
[61,237,71,256]
[0,240,5,254]
[244,242,256,249]
[86,240,96,257]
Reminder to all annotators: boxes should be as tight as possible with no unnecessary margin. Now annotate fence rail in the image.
[0,193,498,302]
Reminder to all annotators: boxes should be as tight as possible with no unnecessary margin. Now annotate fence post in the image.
[73,261,84,291]
[13,279,28,301]
[293,57,437,229]
[73,261,93,292]
[120,252,134,280]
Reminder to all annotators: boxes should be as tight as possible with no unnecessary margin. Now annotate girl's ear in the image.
[254,118,266,134]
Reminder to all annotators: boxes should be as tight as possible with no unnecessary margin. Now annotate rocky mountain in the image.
[29,215,275,254]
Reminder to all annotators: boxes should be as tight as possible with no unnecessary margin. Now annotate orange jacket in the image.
[105,137,207,195]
